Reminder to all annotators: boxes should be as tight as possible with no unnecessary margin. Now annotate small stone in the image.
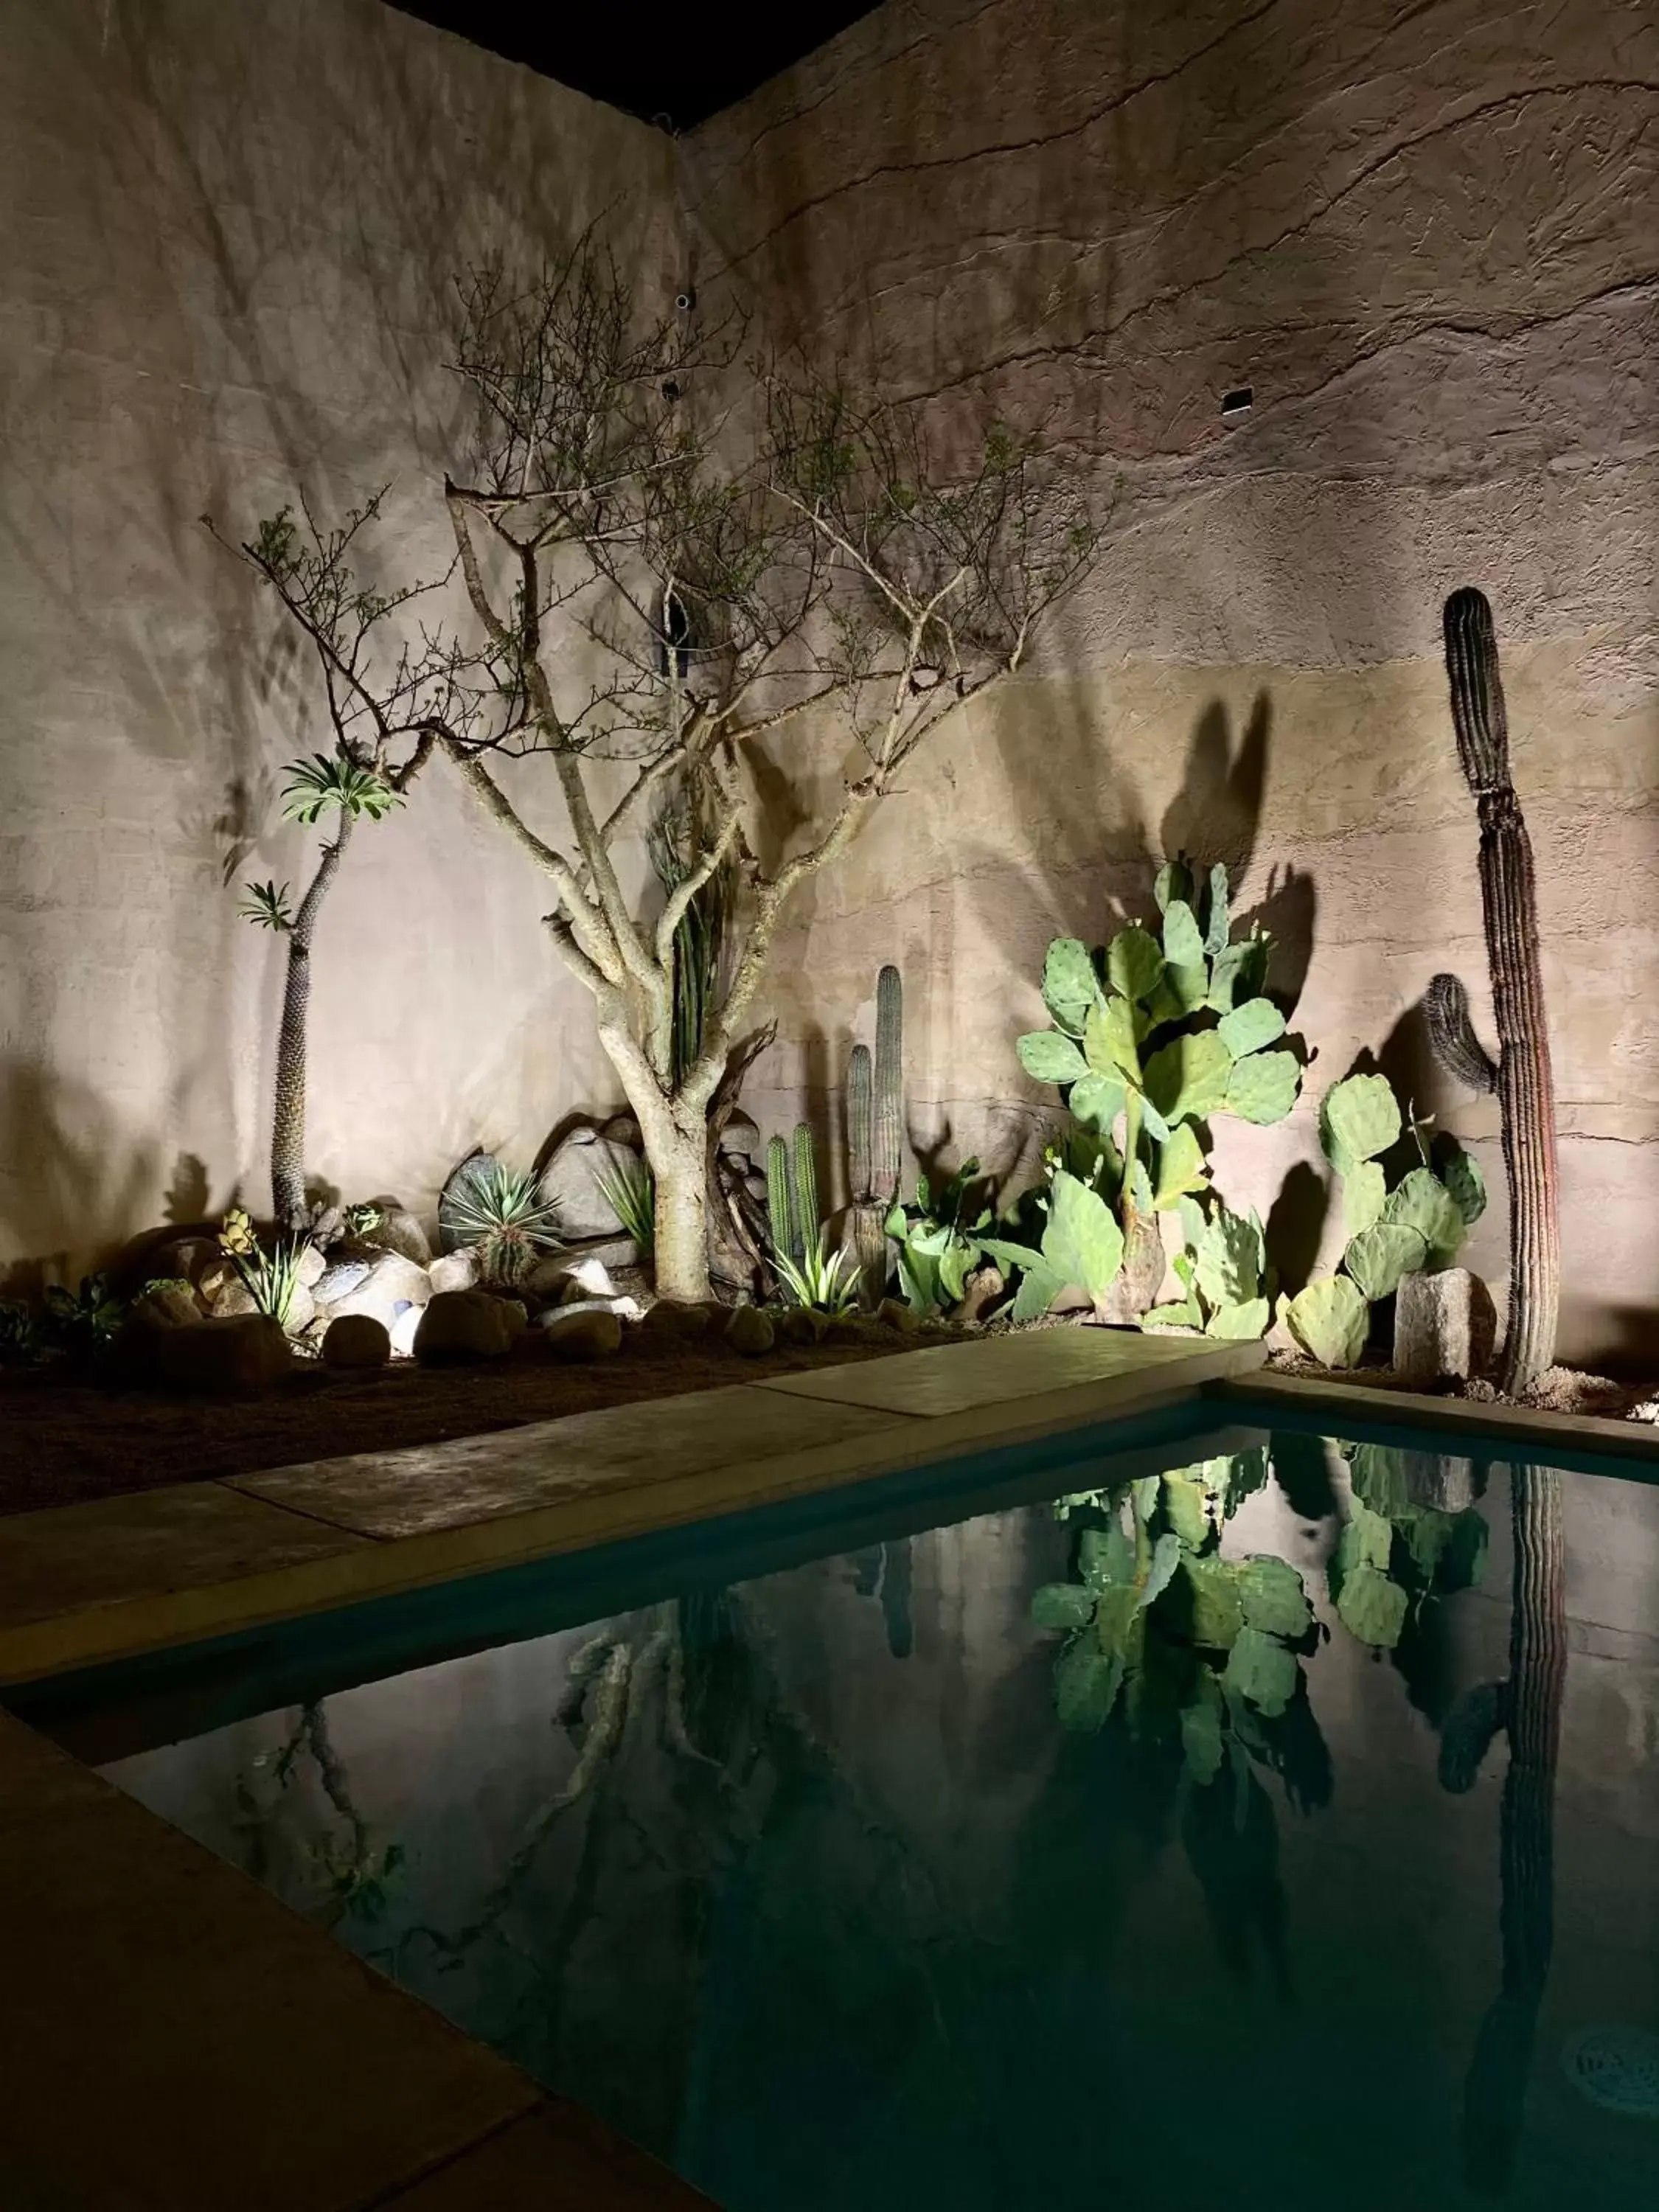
[953,1265,1006,1326]
[542,1307,623,1360]
[322,1314,391,1369]
[877,1298,920,1333]
[526,1253,616,1304]
[148,1315,292,1397]
[197,1258,234,1304]
[725,1305,776,1356]
[1394,1268,1497,1385]
[294,1243,327,1289]
[428,1246,482,1295]
[414,1290,514,1364]
[773,1306,830,1346]
[389,1305,422,1358]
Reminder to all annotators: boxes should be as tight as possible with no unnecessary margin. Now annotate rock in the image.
[148,1315,293,1397]
[285,1283,316,1336]
[364,1206,432,1267]
[428,1245,482,1295]
[599,1112,643,1152]
[314,1259,372,1305]
[877,1298,921,1334]
[953,1265,1006,1326]
[130,1283,201,1329]
[437,1150,498,1253]
[326,1251,431,1329]
[1394,1268,1497,1385]
[197,1257,234,1304]
[388,1304,422,1358]
[494,1297,529,1338]
[414,1290,514,1364]
[294,1242,327,1288]
[322,1314,391,1370]
[542,1127,643,1240]
[1394,1450,1481,1515]
[717,1110,760,1163]
[774,1306,830,1346]
[641,1298,716,1339]
[209,1276,259,1318]
[144,1234,223,1289]
[526,1253,614,1304]
[542,1306,624,1360]
[726,1304,776,1356]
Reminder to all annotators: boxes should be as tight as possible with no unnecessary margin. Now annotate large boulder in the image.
[541,1127,642,1240]
[148,1315,293,1397]
[322,1314,392,1370]
[129,1282,202,1329]
[313,1259,372,1306]
[414,1289,515,1364]
[541,1306,624,1360]
[324,1251,431,1329]
[1394,1268,1498,1385]
[361,1205,432,1267]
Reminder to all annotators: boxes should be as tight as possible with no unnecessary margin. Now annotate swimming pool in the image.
[26,1412,1659,2209]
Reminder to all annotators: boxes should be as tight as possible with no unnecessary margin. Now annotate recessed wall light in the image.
[1221,386,1253,420]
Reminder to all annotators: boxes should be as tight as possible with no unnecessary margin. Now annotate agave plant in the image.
[773,1230,861,1316]
[596,1156,655,1253]
[218,1212,312,1331]
[442,1160,560,1285]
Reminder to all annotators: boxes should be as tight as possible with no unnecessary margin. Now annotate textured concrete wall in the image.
[0,0,671,1276]
[684,0,1659,1364]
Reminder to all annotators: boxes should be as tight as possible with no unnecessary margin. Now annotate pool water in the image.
[61,1425,1659,2207]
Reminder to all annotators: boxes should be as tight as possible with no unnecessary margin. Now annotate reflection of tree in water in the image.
[234,1702,404,1931]
[1440,1464,1565,2194]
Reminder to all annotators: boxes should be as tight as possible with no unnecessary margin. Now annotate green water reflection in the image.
[102,1433,1659,2210]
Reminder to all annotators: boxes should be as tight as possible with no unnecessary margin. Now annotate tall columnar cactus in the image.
[847,1043,874,1202]
[766,1133,797,1265]
[1425,589,1559,1394]
[790,1122,820,1257]
[873,964,904,1199]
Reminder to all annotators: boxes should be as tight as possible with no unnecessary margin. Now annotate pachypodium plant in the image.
[215,498,441,1234]
[884,1158,992,1316]
[1005,860,1301,1321]
[1283,1071,1485,1367]
[766,1124,859,1312]
[846,964,905,1307]
[1032,1450,1319,1785]
[1326,1441,1489,1649]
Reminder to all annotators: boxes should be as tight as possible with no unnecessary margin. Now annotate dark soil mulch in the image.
[0,1324,936,1519]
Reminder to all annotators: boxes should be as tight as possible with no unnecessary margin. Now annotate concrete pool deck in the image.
[0,1326,1257,2211]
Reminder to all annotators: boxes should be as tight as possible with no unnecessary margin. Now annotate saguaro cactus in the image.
[1425,589,1559,1393]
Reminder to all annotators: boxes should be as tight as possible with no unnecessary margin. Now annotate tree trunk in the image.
[271,815,355,1231]
[650,1126,712,1303]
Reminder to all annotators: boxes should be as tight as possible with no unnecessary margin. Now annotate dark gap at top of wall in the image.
[389,0,885,130]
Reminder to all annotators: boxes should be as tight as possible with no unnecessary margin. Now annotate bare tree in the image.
[219,243,1099,1296]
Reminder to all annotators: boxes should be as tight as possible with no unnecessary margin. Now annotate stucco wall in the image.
[684,0,1659,1365]
[0,0,672,1278]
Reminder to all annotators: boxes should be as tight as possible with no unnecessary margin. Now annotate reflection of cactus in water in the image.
[1439,1465,1565,2193]
[1426,590,1560,1393]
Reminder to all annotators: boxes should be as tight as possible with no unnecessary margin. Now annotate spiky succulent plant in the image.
[442,1160,560,1284]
